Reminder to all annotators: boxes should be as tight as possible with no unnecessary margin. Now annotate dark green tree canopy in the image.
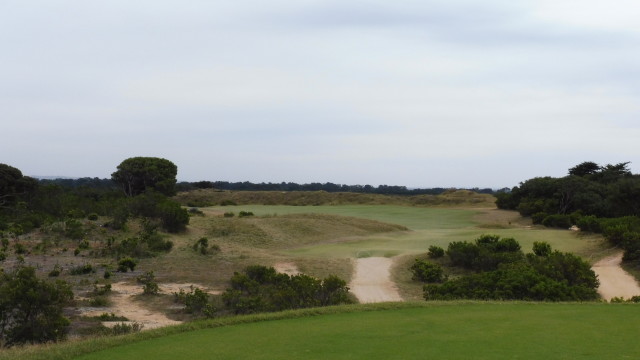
[568,161,600,177]
[111,157,178,197]
[0,164,37,208]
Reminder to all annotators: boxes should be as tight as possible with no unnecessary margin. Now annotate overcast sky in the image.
[2,1,639,188]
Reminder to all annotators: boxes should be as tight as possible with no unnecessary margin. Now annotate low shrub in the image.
[110,322,143,335]
[427,245,444,258]
[541,214,572,229]
[117,257,137,272]
[410,259,445,283]
[69,264,95,275]
[238,211,254,218]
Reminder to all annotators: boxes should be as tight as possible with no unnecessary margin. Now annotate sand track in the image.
[349,257,403,303]
[81,282,220,329]
[592,252,640,301]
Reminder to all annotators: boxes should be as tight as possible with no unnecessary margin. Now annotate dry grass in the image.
[174,189,496,208]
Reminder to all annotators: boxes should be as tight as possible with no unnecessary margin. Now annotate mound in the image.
[205,213,408,248]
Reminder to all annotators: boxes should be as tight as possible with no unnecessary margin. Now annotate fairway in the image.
[74,303,640,360]
[206,205,601,258]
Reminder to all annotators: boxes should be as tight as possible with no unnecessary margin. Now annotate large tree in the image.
[111,157,178,197]
[0,164,37,209]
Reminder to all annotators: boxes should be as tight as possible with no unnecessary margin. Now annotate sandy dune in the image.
[349,257,403,303]
[592,252,640,301]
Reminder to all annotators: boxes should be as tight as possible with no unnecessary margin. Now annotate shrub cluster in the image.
[222,265,352,314]
[173,286,216,317]
[410,259,445,283]
[423,235,599,301]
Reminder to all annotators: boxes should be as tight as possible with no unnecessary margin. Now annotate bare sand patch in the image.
[274,262,300,276]
[350,257,403,303]
[592,252,640,301]
[80,282,220,330]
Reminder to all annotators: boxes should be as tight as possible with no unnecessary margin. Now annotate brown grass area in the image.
[174,189,496,208]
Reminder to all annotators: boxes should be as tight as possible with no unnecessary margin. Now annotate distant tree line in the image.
[495,161,640,267]
[177,180,496,196]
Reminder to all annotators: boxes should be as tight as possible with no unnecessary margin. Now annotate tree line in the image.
[495,161,640,267]
[178,180,496,195]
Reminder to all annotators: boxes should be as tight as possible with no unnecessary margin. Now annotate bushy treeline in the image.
[0,162,188,235]
[177,180,496,196]
[496,161,638,218]
[222,265,353,314]
[495,161,640,265]
[418,235,599,301]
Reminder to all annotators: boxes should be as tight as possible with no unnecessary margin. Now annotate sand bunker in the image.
[592,252,640,301]
[349,257,403,303]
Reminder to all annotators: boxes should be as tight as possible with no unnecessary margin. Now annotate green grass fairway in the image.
[73,303,640,360]
[206,205,602,258]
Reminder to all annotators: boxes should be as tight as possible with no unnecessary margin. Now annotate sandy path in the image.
[349,257,403,303]
[274,262,300,276]
[592,252,640,301]
[81,282,220,330]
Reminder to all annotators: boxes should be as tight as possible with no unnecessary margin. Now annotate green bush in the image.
[174,287,215,317]
[69,264,95,275]
[532,241,552,257]
[531,212,548,225]
[427,245,445,258]
[157,200,189,233]
[410,259,445,283]
[117,257,137,272]
[222,265,352,315]
[87,213,99,221]
[238,211,254,218]
[424,240,599,302]
[220,200,237,206]
[193,237,209,255]
[223,212,235,218]
[576,215,602,232]
[541,214,572,229]
[136,271,159,295]
[0,266,73,346]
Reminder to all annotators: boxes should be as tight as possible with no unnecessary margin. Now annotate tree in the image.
[0,266,73,347]
[0,164,37,209]
[111,157,178,197]
[568,161,600,177]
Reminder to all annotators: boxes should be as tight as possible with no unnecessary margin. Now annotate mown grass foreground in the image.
[10,302,639,360]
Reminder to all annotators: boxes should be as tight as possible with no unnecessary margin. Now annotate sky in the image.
[1,1,639,188]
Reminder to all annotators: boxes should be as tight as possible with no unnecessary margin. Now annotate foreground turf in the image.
[69,303,640,360]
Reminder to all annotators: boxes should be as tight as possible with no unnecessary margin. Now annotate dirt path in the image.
[349,257,403,303]
[592,252,640,301]
[274,262,300,276]
[81,282,220,330]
